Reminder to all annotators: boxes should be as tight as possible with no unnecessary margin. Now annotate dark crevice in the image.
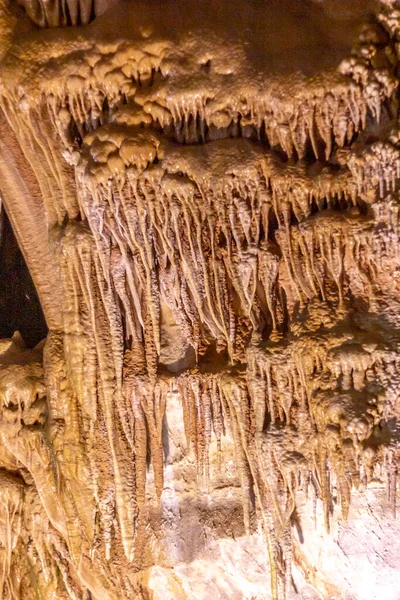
[89,0,97,25]
[101,96,110,124]
[69,118,83,149]
[145,415,152,470]
[0,209,48,347]
[267,209,279,243]
[63,0,72,28]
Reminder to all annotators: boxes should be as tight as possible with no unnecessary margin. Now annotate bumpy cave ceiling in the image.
[0,0,399,598]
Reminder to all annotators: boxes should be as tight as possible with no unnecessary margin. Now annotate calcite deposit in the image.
[0,0,399,598]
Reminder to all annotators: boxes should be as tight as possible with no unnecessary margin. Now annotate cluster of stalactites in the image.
[69,124,400,362]
[122,342,398,597]
[1,104,398,600]
[46,81,394,163]
[249,310,399,523]
[0,325,397,600]
[46,205,400,580]
[14,0,115,27]
[0,344,88,600]
[0,3,398,599]
[24,2,397,166]
[341,139,400,197]
[56,114,399,599]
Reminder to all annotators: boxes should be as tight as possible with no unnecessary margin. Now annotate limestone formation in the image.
[0,1,399,598]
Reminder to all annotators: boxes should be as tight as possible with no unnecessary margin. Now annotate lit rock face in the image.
[0,1,399,598]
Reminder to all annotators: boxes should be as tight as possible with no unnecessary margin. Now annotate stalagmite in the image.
[0,0,399,598]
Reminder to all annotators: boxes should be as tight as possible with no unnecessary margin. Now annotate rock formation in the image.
[0,0,399,598]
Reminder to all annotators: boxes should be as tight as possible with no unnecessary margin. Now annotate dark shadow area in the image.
[0,209,48,347]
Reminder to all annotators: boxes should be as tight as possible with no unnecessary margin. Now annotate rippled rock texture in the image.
[0,1,399,598]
